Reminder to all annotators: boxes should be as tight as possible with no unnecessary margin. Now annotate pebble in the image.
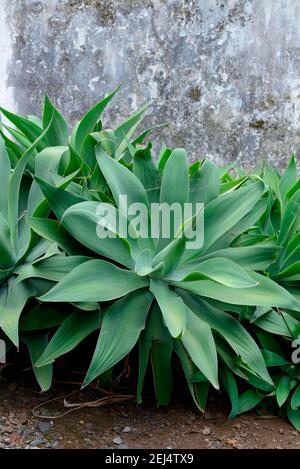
[38,421,51,433]
[119,443,129,449]
[122,426,132,433]
[202,427,211,435]
[1,425,14,434]
[112,436,123,445]
[30,438,45,446]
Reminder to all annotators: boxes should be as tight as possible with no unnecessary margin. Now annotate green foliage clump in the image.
[1,90,300,429]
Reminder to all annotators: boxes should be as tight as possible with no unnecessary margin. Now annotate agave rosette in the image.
[3,91,300,428]
[23,140,300,413]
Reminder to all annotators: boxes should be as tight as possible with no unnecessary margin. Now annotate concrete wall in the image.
[1,0,300,168]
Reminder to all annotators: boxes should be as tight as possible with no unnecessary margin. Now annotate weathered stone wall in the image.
[1,0,300,168]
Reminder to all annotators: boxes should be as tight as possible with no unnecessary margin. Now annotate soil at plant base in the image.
[0,371,299,450]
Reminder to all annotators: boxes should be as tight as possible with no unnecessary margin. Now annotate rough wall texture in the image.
[1,0,300,168]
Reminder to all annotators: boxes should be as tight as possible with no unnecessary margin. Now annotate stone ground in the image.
[0,369,299,450]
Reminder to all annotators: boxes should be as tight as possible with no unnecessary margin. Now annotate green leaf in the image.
[261,350,289,367]
[3,124,32,149]
[177,258,258,288]
[276,375,291,407]
[17,255,89,283]
[174,341,209,412]
[135,249,153,276]
[35,146,69,184]
[255,330,285,355]
[8,118,54,253]
[97,147,149,208]
[254,310,299,338]
[62,201,134,268]
[39,259,149,303]
[177,290,273,386]
[131,122,169,147]
[114,103,150,159]
[160,148,189,206]
[199,245,279,271]
[0,107,44,149]
[137,304,173,404]
[274,260,300,281]
[20,304,70,331]
[83,290,153,386]
[150,309,173,406]
[156,148,189,251]
[152,236,185,274]
[27,115,42,127]
[283,232,300,267]
[279,155,297,199]
[238,389,264,414]
[291,384,300,410]
[189,159,220,205]
[96,147,153,252]
[150,279,186,338]
[151,339,173,406]
[97,129,116,156]
[181,306,219,389]
[173,271,300,312]
[133,144,161,204]
[208,197,268,253]
[195,178,265,255]
[220,366,239,419]
[70,87,119,153]
[36,310,101,367]
[81,133,99,171]
[22,332,52,391]
[287,401,300,430]
[0,278,34,347]
[0,136,11,218]
[42,95,68,146]
[157,145,171,174]
[0,213,14,268]
[278,187,300,246]
[35,177,86,219]
[26,216,83,256]
[0,128,22,160]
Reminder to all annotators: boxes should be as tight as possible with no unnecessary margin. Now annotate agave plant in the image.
[3,90,300,428]
[0,112,100,390]
[232,156,300,428]
[0,129,58,349]
[0,88,164,191]
[228,323,300,430]
[23,141,300,412]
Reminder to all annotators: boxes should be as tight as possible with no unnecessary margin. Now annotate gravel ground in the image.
[0,374,299,449]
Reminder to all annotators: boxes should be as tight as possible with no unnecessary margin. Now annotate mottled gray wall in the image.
[1,0,300,168]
